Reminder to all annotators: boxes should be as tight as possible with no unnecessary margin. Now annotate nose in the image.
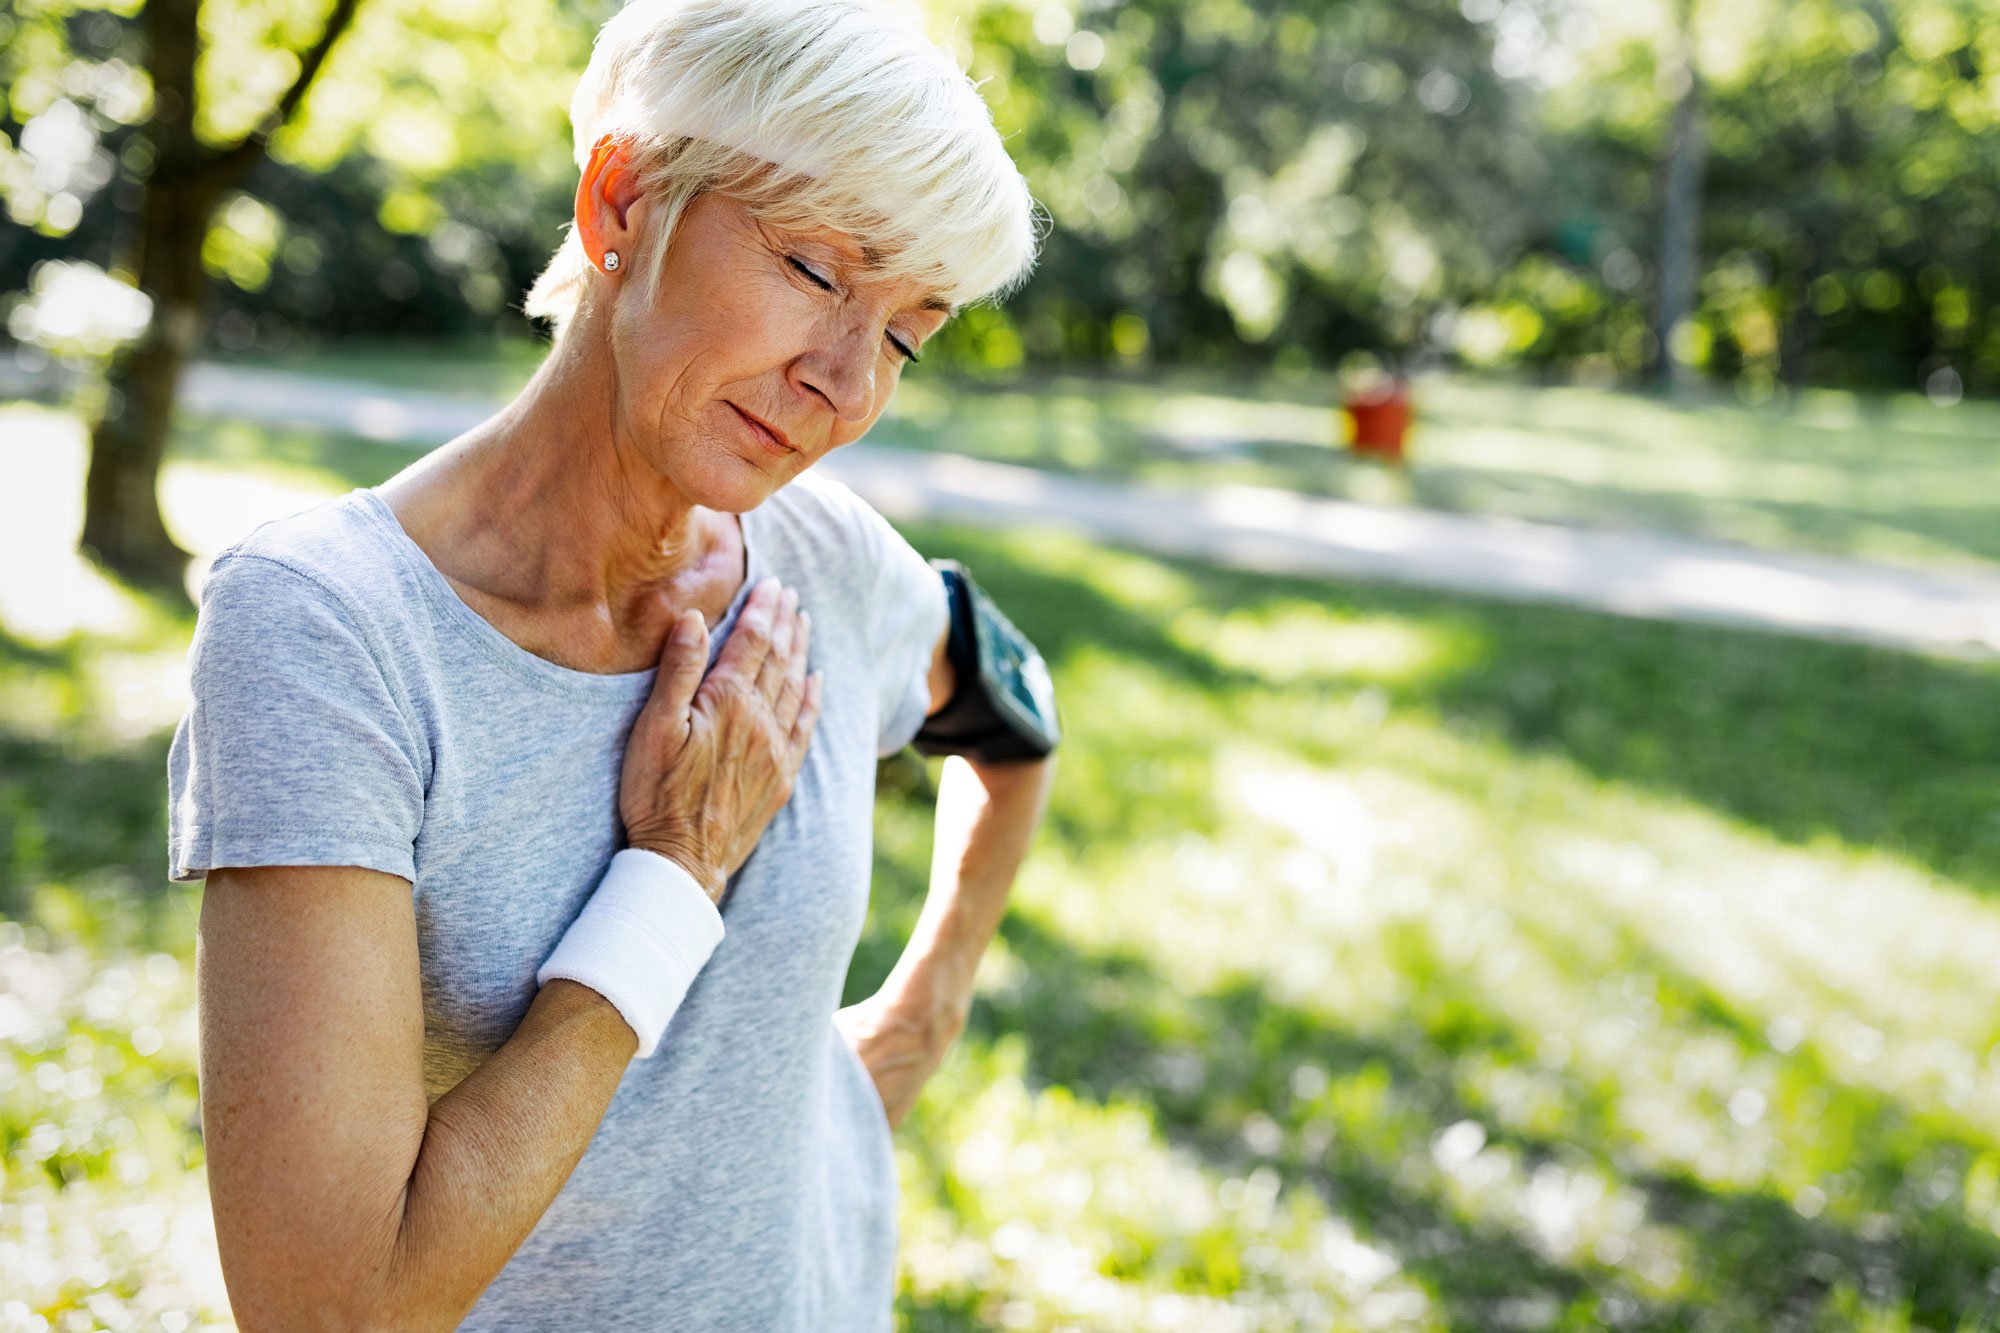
[795,321,876,425]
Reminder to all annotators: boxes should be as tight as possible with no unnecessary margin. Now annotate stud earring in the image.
[603,250,621,272]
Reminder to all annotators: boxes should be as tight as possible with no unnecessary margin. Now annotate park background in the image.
[4,0,2000,1328]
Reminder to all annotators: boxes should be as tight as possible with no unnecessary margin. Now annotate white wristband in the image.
[536,848,725,1058]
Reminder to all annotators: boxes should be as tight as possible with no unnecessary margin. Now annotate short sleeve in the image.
[862,509,950,758]
[168,553,426,883]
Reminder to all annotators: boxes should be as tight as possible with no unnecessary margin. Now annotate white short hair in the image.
[526,0,1041,335]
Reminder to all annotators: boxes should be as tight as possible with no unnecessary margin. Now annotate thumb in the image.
[650,609,709,722]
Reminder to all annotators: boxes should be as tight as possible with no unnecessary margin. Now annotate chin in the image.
[675,446,791,513]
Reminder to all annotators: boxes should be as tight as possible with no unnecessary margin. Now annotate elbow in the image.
[221,1269,397,1333]
[342,1299,467,1333]
[218,1216,461,1333]
[332,1282,463,1333]
[230,1287,460,1333]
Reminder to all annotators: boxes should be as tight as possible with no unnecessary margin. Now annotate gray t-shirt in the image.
[167,473,949,1331]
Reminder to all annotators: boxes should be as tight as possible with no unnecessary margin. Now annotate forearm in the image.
[378,981,637,1328]
[885,753,1054,1029]
[221,980,636,1333]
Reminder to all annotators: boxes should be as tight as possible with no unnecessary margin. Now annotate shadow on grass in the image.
[0,727,170,909]
[1396,459,2000,573]
[0,628,180,935]
[951,909,2000,1331]
[905,522,2000,901]
[1395,597,2000,899]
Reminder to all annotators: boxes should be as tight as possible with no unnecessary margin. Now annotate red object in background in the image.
[1341,378,1413,462]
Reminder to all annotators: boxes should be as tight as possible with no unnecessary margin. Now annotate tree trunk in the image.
[81,176,215,585]
[80,0,204,588]
[1777,283,1818,389]
[1654,1,1706,398]
[1779,228,1828,391]
[78,0,361,588]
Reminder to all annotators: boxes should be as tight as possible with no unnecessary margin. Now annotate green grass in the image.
[884,371,2000,575]
[7,403,2000,1330]
[215,335,552,400]
[860,531,2000,1331]
[231,339,2000,572]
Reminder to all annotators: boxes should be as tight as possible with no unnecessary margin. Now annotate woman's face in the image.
[603,190,952,513]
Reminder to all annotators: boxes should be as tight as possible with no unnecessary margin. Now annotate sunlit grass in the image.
[864,520,2000,1331]
[7,402,2000,1330]
[881,371,2000,573]
[0,912,223,1331]
[214,335,548,400]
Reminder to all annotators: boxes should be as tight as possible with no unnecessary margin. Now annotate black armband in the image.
[912,559,1060,762]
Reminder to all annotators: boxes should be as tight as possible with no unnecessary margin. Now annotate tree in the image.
[1653,0,1705,396]
[78,0,360,586]
[941,0,1551,370]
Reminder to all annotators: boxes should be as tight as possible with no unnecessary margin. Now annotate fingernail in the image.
[673,610,703,644]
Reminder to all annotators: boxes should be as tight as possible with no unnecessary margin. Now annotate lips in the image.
[727,402,796,457]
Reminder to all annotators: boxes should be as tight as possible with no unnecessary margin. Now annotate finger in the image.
[755,587,799,701]
[717,576,781,682]
[752,594,794,701]
[774,609,811,730]
[786,671,824,770]
[648,609,708,724]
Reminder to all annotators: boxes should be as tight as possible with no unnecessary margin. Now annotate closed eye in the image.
[787,252,919,363]
[786,255,836,292]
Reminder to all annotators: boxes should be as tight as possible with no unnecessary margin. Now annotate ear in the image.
[574,134,649,274]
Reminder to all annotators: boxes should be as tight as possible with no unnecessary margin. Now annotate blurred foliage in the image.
[3,0,1998,396]
[8,403,2000,1328]
[0,0,603,353]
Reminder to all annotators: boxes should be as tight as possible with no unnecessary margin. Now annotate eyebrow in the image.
[843,241,955,315]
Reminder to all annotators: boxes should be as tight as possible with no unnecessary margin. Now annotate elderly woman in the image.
[167,1,1055,1327]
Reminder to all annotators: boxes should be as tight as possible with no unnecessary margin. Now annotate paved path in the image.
[179,364,2000,659]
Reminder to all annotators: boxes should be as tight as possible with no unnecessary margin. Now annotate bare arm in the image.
[836,626,1055,1127]
[199,869,636,1331]
[898,627,1056,1027]
[889,743,1055,1042]
[200,581,819,1330]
